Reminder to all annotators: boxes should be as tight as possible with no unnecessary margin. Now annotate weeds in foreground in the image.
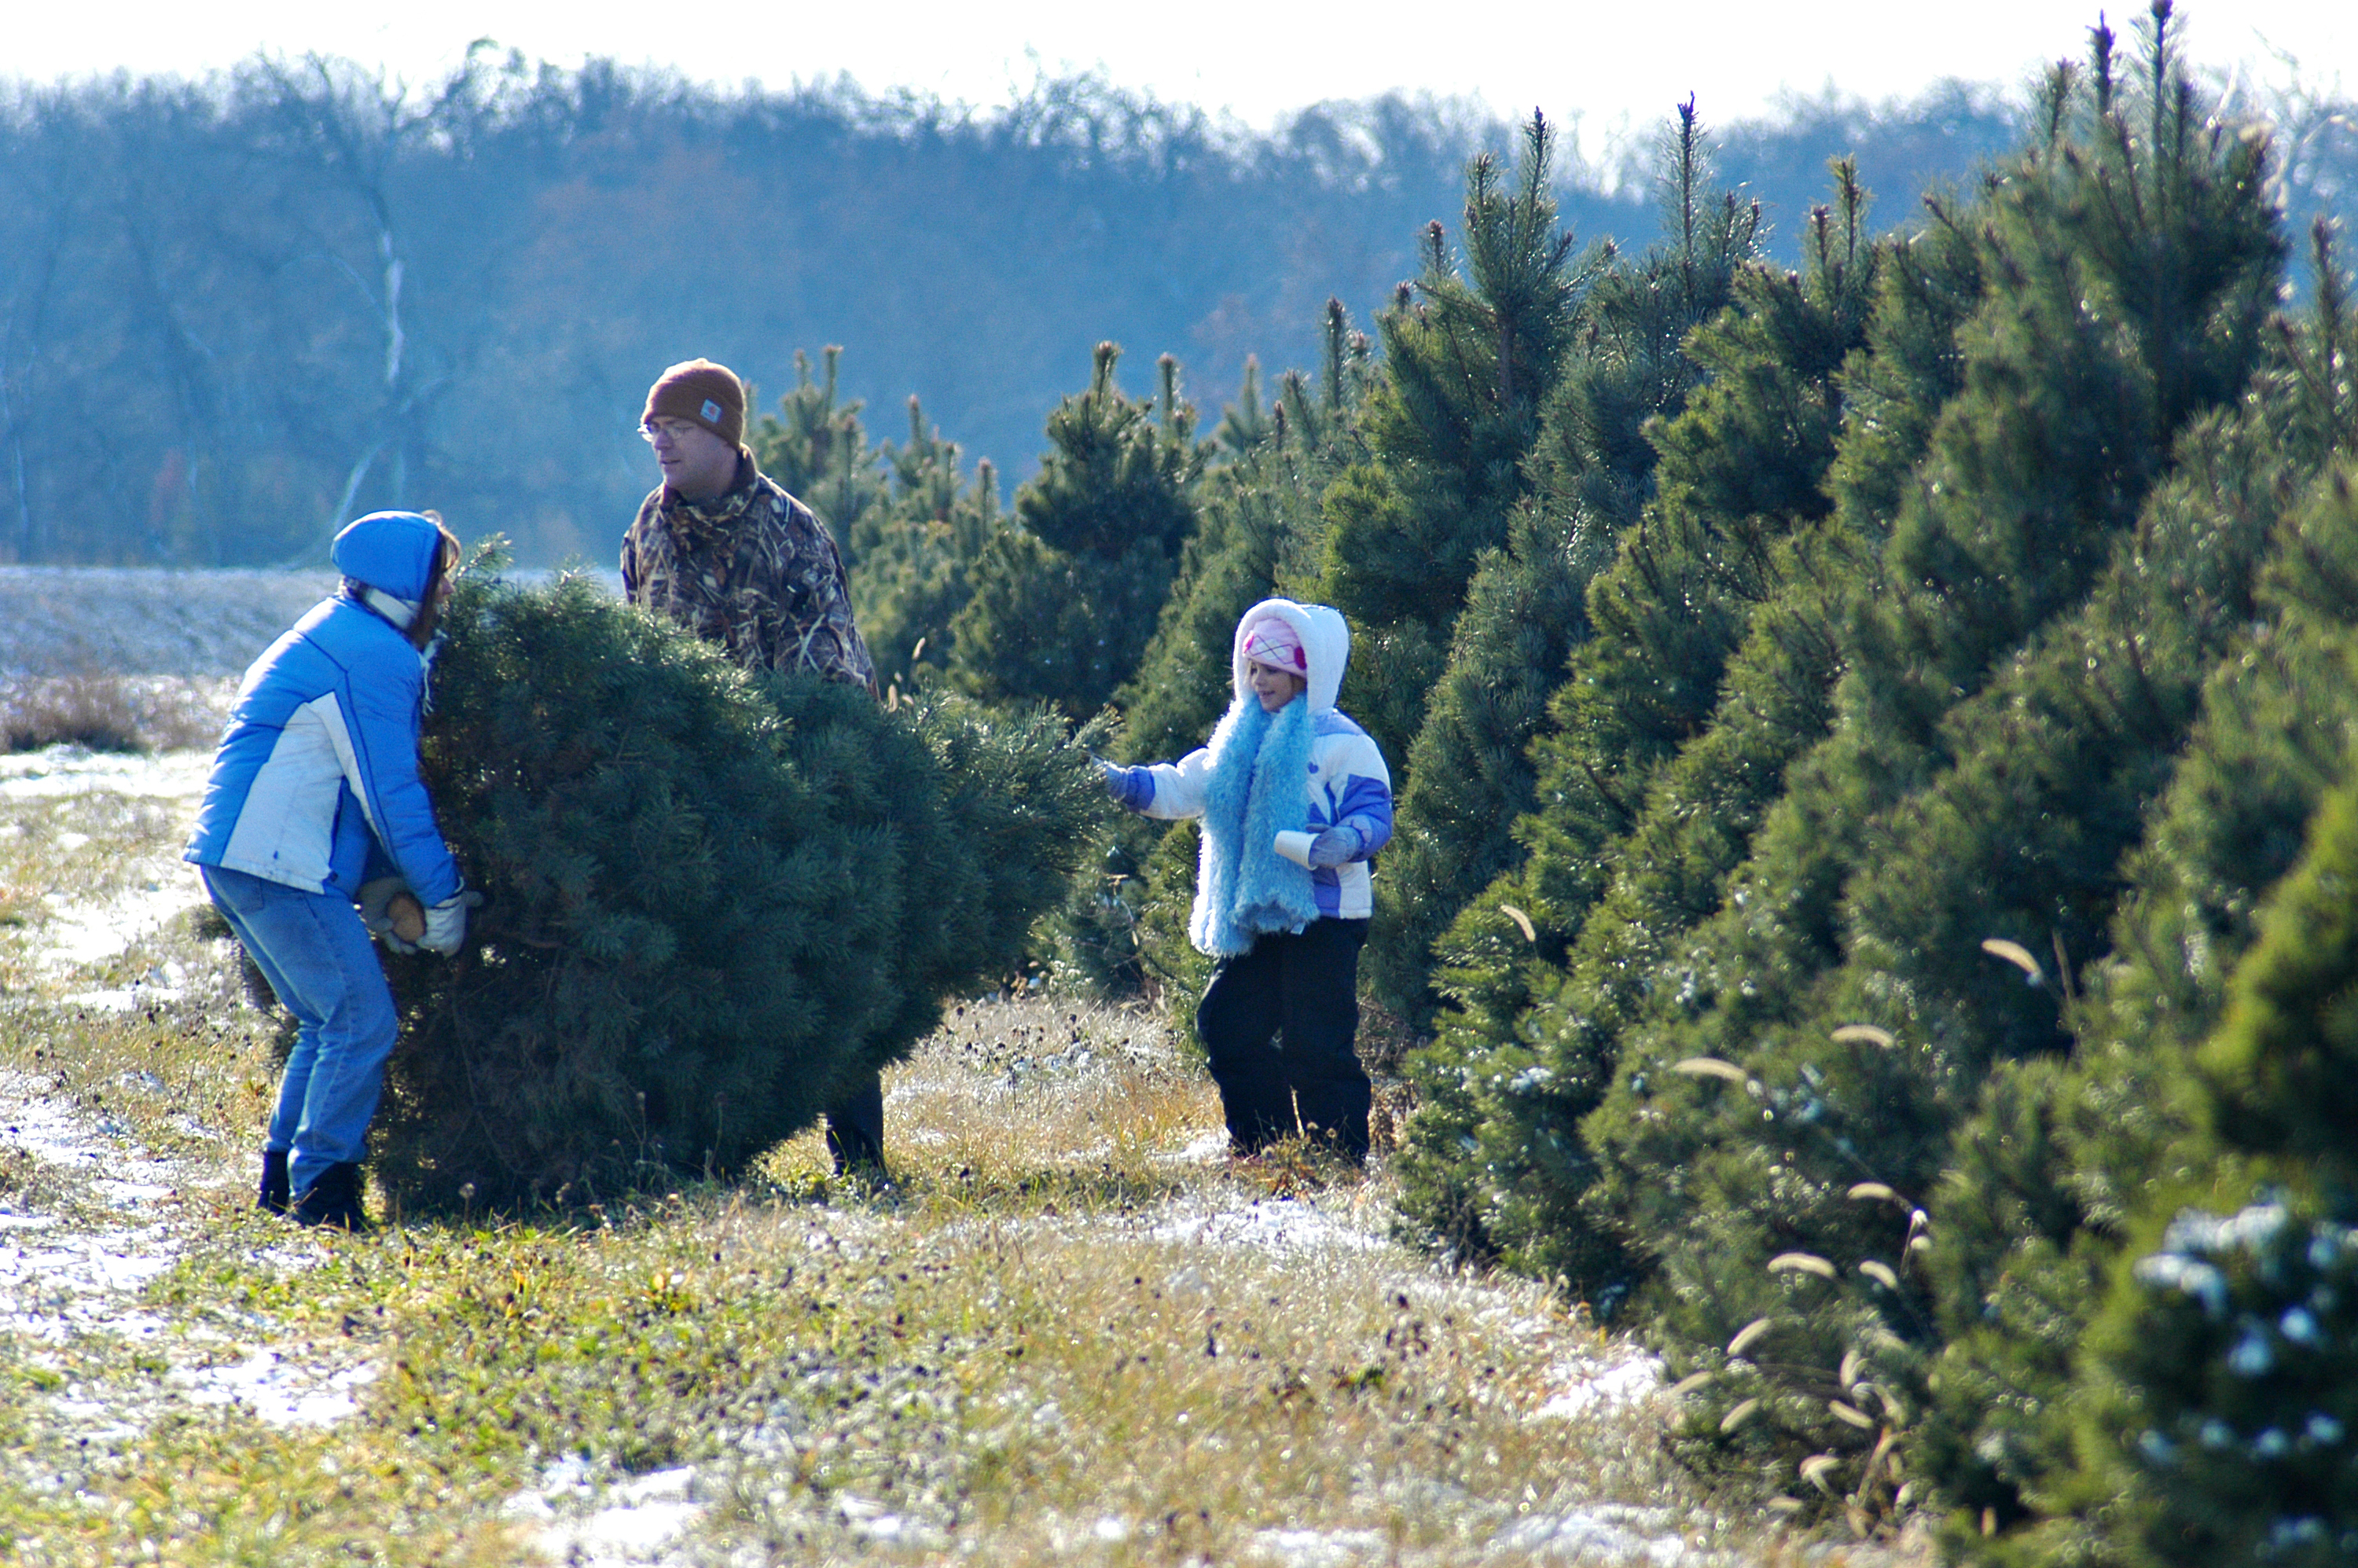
[3,984,1745,1566]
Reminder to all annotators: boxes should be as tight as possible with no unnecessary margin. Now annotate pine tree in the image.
[1211,355,1274,457]
[1313,111,1600,775]
[947,343,1203,717]
[1117,344,1357,765]
[747,349,1000,696]
[749,346,889,567]
[1397,159,1899,1270]
[1364,118,1772,1032]
[853,395,999,696]
[369,562,1104,1209]
[1918,233,2358,1559]
[2074,692,2358,1567]
[1391,9,2290,1518]
[1556,16,2286,1511]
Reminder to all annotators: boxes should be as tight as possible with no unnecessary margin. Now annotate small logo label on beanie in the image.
[700,398,722,423]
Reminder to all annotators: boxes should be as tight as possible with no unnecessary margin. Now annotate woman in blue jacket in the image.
[1103,599,1393,1160]
[185,511,473,1231]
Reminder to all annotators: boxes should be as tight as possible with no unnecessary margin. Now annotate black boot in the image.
[290,1162,369,1232]
[823,1072,890,1184]
[258,1149,290,1215]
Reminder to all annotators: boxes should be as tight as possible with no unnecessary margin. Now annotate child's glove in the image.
[1096,758,1153,811]
[1305,827,1362,868]
[1273,827,1361,869]
[418,889,487,957]
[358,877,421,953]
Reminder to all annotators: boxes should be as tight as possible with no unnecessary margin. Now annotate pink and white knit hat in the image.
[1242,617,1307,674]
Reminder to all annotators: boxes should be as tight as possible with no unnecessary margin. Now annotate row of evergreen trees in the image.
[752,6,2358,1558]
[1384,11,2356,1562]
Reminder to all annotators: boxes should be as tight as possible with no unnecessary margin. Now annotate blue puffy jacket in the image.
[184,512,461,904]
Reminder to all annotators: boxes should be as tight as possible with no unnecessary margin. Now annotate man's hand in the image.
[419,889,487,957]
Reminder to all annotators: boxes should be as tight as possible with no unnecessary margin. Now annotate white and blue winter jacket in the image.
[1108,599,1392,920]
[184,512,461,905]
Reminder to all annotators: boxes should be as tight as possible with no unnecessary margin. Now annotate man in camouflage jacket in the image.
[621,361,876,692]
[622,358,888,1176]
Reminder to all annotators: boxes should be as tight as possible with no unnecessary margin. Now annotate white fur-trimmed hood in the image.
[1231,598,1350,715]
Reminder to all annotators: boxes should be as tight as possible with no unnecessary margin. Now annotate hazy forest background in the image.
[6,39,2346,569]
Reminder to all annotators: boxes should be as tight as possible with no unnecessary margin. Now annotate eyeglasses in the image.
[640,418,703,444]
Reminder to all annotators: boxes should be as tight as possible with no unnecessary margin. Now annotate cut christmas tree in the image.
[366,561,1104,1210]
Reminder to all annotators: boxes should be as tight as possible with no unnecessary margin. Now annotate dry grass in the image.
[877,996,1221,1184]
[0,767,214,999]
[1,674,232,755]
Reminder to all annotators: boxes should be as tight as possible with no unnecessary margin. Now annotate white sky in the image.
[6,2,2352,145]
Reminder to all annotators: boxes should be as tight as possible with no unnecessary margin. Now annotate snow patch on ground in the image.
[1160,1129,1232,1164]
[1532,1350,1665,1420]
[1251,1526,1391,1566]
[42,876,206,969]
[173,1350,381,1427]
[1240,1508,1713,1568]
[57,972,192,1013]
[0,1225,178,1341]
[0,745,212,800]
[835,1489,942,1547]
[0,1064,373,1440]
[1493,1503,1699,1562]
[1148,1190,1390,1254]
[506,1458,707,1566]
[3,746,217,1003]
[1245,1528,1387,1566]
[0,1066,187,1350]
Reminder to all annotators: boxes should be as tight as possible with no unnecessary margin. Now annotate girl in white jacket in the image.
[1104,599,1393,1159]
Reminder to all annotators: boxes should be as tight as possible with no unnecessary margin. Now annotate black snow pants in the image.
[1196,917,1372,1160]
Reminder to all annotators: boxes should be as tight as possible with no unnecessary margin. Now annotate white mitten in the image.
[419,889,486,957]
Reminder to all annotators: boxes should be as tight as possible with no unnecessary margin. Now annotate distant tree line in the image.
[20,41,2336,568]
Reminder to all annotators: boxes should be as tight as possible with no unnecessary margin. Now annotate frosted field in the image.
[0,567,339,678]
[0,563,626,679]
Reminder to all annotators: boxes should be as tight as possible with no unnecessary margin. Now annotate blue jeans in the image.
[200,865,397,1196]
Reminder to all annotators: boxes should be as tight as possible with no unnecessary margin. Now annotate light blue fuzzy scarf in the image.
[1189,692,1319,957]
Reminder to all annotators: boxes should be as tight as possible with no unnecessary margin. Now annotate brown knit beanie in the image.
[643,358,747,449]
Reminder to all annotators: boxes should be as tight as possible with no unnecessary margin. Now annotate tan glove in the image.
[358,877,422,953]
